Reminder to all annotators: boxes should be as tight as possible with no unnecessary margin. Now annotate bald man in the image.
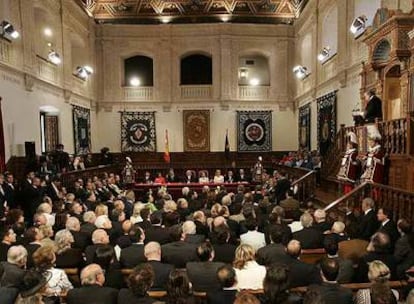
[66,264,118,304]
[145,242,174,290]
[285,240,321,288]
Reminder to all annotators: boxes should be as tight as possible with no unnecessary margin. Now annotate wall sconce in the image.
[350,15,368,38]
[293,65,310,80]
[239,68,248,79]
[48,50,61,65]
[317,47,330,63]
[0,20,20,41]
[74,66,93,80]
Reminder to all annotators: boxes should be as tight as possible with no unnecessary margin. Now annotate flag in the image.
[164,129,171,163]
[225,129,230,159]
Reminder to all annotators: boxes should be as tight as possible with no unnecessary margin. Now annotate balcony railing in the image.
[123,87,153,101]
[238,86,270,100]
[0,39,11,63]
[36,56,57,83]
[180,85,212,100]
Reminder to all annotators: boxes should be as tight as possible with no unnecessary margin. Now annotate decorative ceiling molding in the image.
[74,0,308,24]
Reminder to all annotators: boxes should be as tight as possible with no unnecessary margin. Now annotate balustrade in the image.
[0,39,11,63]
[180,85,212,99]
[123,86,153,101]
[238,86,269,100]
[36,56,57,83]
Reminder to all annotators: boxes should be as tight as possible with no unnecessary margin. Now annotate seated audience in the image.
[0,229,16,262]
[14,270,49,304]
[213,169,225,184]
[85,229,111,265]
[313,209,331,233]
[234,292,260,304]
[240,217,266,251]
[66,216,90,251]
[144,241,174,290]
[212,226,237,264]
[377,207,400,249]
[0,245,27,288]
[355,260,398,304]
[322,235,354,283]
[23,227,42,268]
[66,264,118,304]
[359,198,380,241]
[186,242,225,292]
[94,245,124,289]
[233,244,266,290]
[120,225,146,268]
[292,212,323,249]
[257,224,290,266]
[309,257,353,304]
[54,229,84,269]
[118,263,156,303]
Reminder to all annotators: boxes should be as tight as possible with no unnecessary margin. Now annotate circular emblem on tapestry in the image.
[245,122,264,142]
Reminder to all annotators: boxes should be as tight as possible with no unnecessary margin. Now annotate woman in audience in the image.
[14,270,50,304]
[166,269,195,304]
[355,260,398,304]
[260,264,302,304]
[93,245,124,289]
[39,225,54,248]
[130,202,145,224]
[32,246,73,299]
[233,244,266,290]
[118,263,155,303]
[54,229,83,269]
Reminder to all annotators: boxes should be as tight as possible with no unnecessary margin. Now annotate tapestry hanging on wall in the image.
[121,112,156,152]
[317,91,337,156]
[237,111,272,152]
[299,104,311,151]
[183,110,210,152]
[72,105,91,155]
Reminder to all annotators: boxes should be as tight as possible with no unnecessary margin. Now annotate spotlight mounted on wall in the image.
[239,68,248,79]
[48,50,61,65]
[0,20,20,41]
[129,77,141,87]
[293,65,310,80]
[249,78,260,86]
[317,46,331,63]
[350,15,368,38]
[74,65,93,80]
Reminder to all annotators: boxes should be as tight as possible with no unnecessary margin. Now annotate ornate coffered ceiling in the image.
[75,0,308,24]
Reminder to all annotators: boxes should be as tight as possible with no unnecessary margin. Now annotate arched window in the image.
[124,55,154,86]
[238,55,270,86]
[180,54,212,85]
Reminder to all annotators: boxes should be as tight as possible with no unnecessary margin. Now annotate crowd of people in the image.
[0,161,412,304]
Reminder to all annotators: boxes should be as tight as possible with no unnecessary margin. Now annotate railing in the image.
[0,39,11,63]
[324,181,414,223]
[238,86,270,100]
[320,125,347,178]
[273,165,315,203]
[60,165,117,188]
[180,85,212,99]
[36,55,57,83]
[123,86,153,101]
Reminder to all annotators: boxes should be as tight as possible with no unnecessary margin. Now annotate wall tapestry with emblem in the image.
[317,91,337,156]
[121,112,156,152]
[299,104,311,151]
[72,105,91,155]
[183,110,210,152]
[237,111,272,152]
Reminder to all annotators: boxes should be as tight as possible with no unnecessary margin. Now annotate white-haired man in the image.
[66,216,90,251]
[292,213,323,249]
[0,245,27,288]
[66,264,118,304]
[313,209,331,233]
[85,229,111,265]
[145,241,174,290]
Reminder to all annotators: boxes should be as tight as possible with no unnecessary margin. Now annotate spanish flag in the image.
[164,129,171,163]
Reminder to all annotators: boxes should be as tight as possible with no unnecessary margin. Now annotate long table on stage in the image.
[132,182,251,199]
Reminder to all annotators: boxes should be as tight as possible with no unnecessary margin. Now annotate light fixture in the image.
[44,28,53,37]
[293,65,310,80]
[0,20,20,41]
[48,50,61,65]
[74,66,93,80]
[130,77,140,87]
[220,15,230,22]
[249,78,260,86]
[239,68,248,79]
[161,16,172,24]
[317,47,330,62]
[350,15,368,38]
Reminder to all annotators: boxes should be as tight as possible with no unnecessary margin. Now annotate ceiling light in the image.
[130,77,140,87]
[44,28,53,37]
[0,20,20,41]
[48,51,61,65]
[220,15,230,22]
[161,16,172,24]
[350,15,368,38]
[317,47,330,62]
[74,66,93,80]
[249,78,260,86]
[293,65,310,80]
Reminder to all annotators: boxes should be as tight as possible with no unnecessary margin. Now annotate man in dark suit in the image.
[236,168,250,182]
[377,207,400,248]
[120,226,146,268]
[23,227,42,268]
[145,212,171,245]
[279,190,300,212]
[292,213,323,249]
[45,177,62,202]
[66,217,90,251]
[313,209,332,233]
[286,240,321,288]
[161,226,199,268]
[4,173,17,209]
[0,245,27,288]
[144,242,174,290]
[364,90,383,123]
[85,229,111,265]
[359,197,380,241]
[212,227,237,264]
[66,264,118,304]
[186,242,225,292]
[0,230,16,262]
[322,235,354,283]
[80,211,98,237]
[207,264,238,304]
[257,224,289,266]
[273,171,291,203]
[310,258,353,304]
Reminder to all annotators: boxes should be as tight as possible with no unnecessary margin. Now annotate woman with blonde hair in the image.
[233,244,266,290]
[130,202,145,224]
[54,229,83,269]
[355,260,398,304]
